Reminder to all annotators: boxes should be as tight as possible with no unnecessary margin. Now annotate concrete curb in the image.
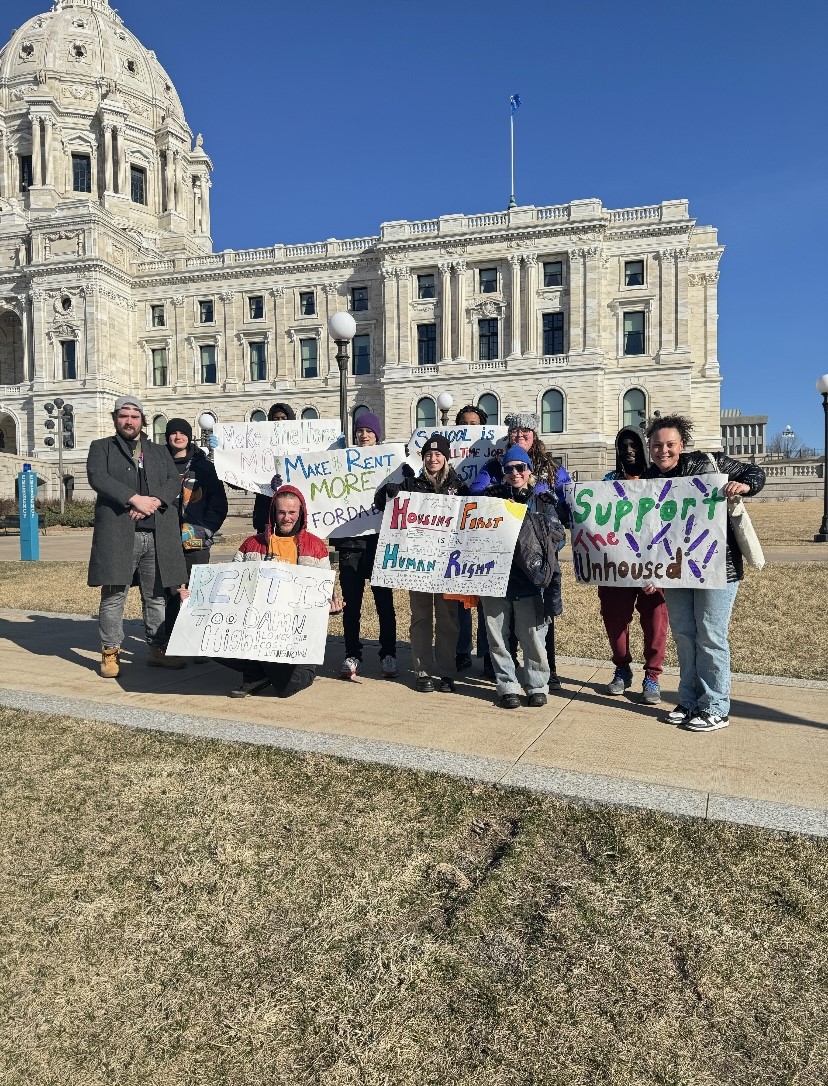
[1,687,825,839]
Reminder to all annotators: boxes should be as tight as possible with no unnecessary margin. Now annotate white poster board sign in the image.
[568,476,728,588]
[408,425,509,487]
[370,492,526,596]
[279,443,408,538]
[212,419,341,494]
[166,562,334,664]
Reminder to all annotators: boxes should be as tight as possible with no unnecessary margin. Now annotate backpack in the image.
[513,495,559,590]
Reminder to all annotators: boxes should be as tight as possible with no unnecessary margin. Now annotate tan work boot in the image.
[147,643,186,669]
[100,646,120,679]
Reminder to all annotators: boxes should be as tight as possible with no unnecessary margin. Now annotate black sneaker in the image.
[662,704,693,725]
[455,653,472,672]
[499,693,521,709]
[415,673,434,693]
[527,692,547,708]
[437,677,455,693]
[683,711,730,733]
[548,673,563,690]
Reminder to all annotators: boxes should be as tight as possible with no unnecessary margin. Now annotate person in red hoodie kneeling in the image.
[224,483,342,698]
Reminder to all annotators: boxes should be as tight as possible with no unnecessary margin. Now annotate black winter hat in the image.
[421,433,450,459]
[165,417,193,442]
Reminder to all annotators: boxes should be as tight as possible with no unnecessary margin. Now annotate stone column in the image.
[568,250,585,354]
[42,117,53,187]
[438,261,452,362]
[117,127,127,195]
[270,287,286,378]
[675,248,690,350]
[323,283,338,377]
[29,289,44,381]
[0,130,6,198]
[396,267,410,366]
[703,271,719,373]
[658,249,676,354]
[508,254,522,357]
[103,124,113,193]
[31,117,42,187]
[522,253,538,355]
[453,260,467,359]
[583,247,601,352]
[381,264,397,367]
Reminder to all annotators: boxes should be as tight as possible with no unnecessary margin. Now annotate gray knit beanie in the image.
[504,411,540,432]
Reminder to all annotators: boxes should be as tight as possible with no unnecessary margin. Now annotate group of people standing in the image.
[86,395,765,734]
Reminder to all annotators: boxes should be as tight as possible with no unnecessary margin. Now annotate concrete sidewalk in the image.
[1,607,825,837]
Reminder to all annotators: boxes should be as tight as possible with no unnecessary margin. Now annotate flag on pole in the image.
[509,94,522,114]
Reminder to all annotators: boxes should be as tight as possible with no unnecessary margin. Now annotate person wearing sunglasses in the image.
[479,445,564,709]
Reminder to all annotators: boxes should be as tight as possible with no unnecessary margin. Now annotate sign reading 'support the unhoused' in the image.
[568,476,728,589]
[166,562,334,664]
[370,493,526,596]
[212,420,341,493]
[408,426,509,486]
[280,443,407,539]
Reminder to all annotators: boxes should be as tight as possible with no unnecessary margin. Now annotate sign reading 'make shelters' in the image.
[568,476,728,589]
[212,420,341,494]
[166,562,334,665]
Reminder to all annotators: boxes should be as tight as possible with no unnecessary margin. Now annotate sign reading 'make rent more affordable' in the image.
[370,492,526,596]
[212,419,341,494]
[568,476,728,589]
[280,443,407,539]
[166,562,334,665]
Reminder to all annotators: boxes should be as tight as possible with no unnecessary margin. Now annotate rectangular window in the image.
[60,340,76,380]
[417,274,436,299]
[249,341,267,382]
[543,261,563,288]
[152,347,168,386]
[19,155,33,193]
[542,312,565,356]
[479,268,498,294]
[200,344,217,383]
[478,318,498,361]
[248,295,264,320]
[351,286,369,312]
[299,291,316,316]
[199,299,214,324]
[150,304,165,328]
[623,311,645,355]
[417,323,437,365]
[625,259,644,287]
[130,164,147,205]
[352,334,370,376]
[71,153,92,193]
[300,338,318,378]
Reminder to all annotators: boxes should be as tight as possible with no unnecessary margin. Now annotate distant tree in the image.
[767,430,803,458]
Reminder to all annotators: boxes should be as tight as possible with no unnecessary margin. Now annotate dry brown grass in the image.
[1,707,826,1086]
[748,498,824,545]
[2,557,826,680]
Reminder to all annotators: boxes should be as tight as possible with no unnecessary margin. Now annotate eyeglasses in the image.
[504,464,528,474]
[509,428,534,437]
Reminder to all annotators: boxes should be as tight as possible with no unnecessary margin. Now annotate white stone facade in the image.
[0,1,724,496]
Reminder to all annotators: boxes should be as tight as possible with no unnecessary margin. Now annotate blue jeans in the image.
[482,594,549,697]
[99,530,166,649]
[663,582,739,717]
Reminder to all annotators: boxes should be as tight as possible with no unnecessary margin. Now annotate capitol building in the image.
[0,0,724,498]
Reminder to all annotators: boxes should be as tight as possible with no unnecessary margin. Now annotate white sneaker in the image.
[339,656,359,681]
[684,711,730,732]
[381,655,398,679]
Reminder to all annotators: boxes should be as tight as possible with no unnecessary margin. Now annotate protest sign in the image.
[408,425,509,486]
[279,443,407,538]
[370,492,526,595]
[166,562,334,664]
[212,419,341,493]
[567,476,728,588]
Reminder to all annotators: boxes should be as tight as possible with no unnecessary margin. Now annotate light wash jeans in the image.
[663,582,739,717]
[482,594,550,697]
[99,530,166,649]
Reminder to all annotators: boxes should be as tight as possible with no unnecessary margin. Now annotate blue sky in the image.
[9,0,828,449]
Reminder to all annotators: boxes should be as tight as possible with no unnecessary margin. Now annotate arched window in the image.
[301,406,319,420]
[477,393,499,425]
[250,410,266,422]
[152,413,167,444]
[622,388,646,429]
[416,397,436,429]
[541,390,564,434]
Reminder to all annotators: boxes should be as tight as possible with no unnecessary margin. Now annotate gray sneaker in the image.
[607,667,633,695]
[641,677,661,705]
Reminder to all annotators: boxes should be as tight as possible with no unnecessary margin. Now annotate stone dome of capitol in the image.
[0,0,186,127]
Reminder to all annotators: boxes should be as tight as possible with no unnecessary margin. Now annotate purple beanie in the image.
[354,411,383,442]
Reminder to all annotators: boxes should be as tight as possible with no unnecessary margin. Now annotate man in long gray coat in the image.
[87,395,188,677]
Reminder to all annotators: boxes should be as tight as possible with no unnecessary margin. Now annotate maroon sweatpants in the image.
[597,586,668,680]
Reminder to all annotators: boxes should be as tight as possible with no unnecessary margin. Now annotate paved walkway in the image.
[1,606,825,837]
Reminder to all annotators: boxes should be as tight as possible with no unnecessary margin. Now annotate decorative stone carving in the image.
[569,246,601,259]
[172,296,185,308]
[660,247,690,260]
[453,260,467,273]
[467,299,505,319]
[522,253,538,267]
[218,291,234,302]
[440,243,467,257]
[11,85,39,101]
[269,287,285,300]
[688,272,719,285]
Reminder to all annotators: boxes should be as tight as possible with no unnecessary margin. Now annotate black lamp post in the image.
[327,311,357,441]
[815,374,828,542]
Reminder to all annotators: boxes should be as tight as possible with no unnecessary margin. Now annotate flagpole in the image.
[509,108,516,209]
